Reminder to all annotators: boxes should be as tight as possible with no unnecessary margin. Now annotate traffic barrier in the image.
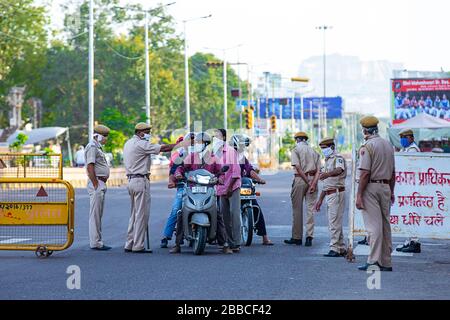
[0,153,74,258]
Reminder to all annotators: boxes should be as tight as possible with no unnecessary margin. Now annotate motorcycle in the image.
[180,166,228,255]
[240,177,262,247]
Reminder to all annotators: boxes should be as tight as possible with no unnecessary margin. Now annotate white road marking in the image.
[0,238,32,244]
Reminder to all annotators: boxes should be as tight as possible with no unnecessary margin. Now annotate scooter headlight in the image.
[240,188,252,196]
[196,175,211,185]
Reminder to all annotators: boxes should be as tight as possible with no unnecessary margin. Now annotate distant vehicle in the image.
[151,155,170,166]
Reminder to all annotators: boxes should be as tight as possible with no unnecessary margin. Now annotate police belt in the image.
[127,174,150,180]
[97,176,108,183]
[324,187,345,195]
[369,179,390,184]
[295,171,316,177]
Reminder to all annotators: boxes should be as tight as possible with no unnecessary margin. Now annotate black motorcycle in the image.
[239,177,262,246]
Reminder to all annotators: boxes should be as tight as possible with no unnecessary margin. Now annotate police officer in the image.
[399,128,420,152]
[396,128,421,254]
[85,124,111,250]
[123,123,177,253]
[314,137,347,257]
[285,132,320,247]
[356,116,396,271]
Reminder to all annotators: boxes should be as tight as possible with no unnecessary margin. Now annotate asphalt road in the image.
[1,170,449,300]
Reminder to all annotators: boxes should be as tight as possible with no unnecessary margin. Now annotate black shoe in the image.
[358,262,393,272]
[305,237,313,247]
[124,248,132,253]
[396,241,410,252]
[401,241,421,253]
[284,238,302,245]
[324,250,340,257]
[160,238,169,248]
[358,237,369,245]
[91,245,112,251]
[340,249,348,257]
[132,249,153,254]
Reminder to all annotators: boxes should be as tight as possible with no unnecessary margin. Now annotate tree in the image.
[0,0,48,127]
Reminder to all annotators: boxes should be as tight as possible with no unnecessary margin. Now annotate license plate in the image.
[192,186,207,194]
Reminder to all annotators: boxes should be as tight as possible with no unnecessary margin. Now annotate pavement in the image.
[0,171,449,300]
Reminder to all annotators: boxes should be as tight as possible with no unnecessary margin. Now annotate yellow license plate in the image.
[240,189,252,195]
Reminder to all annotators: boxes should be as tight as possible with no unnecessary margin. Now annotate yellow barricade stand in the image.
[0,153,75,258]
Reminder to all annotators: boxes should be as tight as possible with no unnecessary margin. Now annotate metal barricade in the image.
[0,153,75,258]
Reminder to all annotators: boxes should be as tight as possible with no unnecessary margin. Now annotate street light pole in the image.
[223,49,228,130]
[183,21,190,131]
[88,0,94,141]
[183,14,212,132]
[144,11,151,125]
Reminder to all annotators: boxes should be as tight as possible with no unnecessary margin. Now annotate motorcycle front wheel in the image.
[193,226,207,255]
[241,207,254,247]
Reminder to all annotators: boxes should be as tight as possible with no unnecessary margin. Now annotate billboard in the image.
[391,78,450,124]
[255,97,343,120]
[354,153,450,239]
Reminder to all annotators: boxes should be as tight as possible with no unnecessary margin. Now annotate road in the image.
[0,171,449,300]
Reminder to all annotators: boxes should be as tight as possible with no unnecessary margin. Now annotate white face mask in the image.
[143,133,151,141]
[94,134,106,144]
[194,144,205,153]
[213,138,224,151]
[321,147,333,158]
[188,146,195,154]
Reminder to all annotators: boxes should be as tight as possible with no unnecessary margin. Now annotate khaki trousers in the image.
[291,177,317,240]
[87,180,107,248]
[325,190,346,253]
[125,177,151,251]
[361,183,393,267]
[220,188,241,248]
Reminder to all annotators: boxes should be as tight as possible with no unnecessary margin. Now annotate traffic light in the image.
[231,89,241,98]
[244,107,254,130]
[270,115,277,131]
[206,61,224,68]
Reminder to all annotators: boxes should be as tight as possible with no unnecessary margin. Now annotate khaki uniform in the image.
[400,142,420,153]
[322,153,347,253]
[358,134,395,267]
[290,141,321,240]
[85,140,110,249]
[123,135,161,251]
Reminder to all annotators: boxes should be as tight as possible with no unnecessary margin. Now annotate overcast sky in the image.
[47,0,450,80]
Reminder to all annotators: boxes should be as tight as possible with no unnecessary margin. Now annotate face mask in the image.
[213,138,224,152]
[188,146,195,154]
[94,134,105,144]
[143,133,151,141]
[400,137,410,148]
[321,147,333,158]
[194,144,205,153]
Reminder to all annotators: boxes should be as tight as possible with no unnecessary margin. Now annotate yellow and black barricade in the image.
[0,153,75,258]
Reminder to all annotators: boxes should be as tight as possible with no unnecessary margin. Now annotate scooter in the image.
[181,166,228,255]
[240,177,262,247]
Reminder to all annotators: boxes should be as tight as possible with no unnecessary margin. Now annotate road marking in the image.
[0,238,32,244]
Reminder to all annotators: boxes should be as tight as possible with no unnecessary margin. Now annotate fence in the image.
[0,153,74,258]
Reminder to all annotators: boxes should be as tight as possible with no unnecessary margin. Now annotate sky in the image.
[45,0,450,83]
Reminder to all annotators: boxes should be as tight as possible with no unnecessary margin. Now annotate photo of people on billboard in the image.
[391,78,450,124]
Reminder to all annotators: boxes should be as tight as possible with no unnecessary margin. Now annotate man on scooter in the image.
[170,132,228,254]
[231,134,274,246]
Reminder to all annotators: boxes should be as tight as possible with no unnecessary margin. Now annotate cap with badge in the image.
[399,128,414,137]
[359,116,379,128]
[319,137,335,147]
[135,122,152,131]
[94,124,110,135]
[294,132,308,139]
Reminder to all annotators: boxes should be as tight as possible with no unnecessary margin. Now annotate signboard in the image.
[257,97,343,120]
[354,153,450,239]
[0,203,68,225]
[391,78,450,124]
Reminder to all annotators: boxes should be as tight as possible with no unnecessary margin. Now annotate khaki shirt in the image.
[400,142,420,153]
[291,141,320,174]
[123,135,161,175]
[322,153,346,190]
[85,140,110,178]
[358,134,395,181]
